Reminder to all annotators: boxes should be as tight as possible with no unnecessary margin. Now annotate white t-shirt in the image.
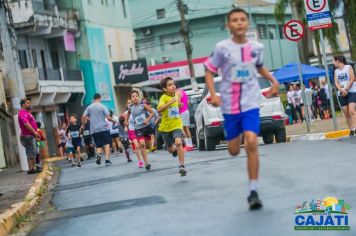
[205,39,264,114]
[107,115,119,135]
[287,91,295,104]
[335,65,356,94]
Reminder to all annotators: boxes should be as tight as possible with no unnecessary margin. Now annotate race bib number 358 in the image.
[231,63,254,83]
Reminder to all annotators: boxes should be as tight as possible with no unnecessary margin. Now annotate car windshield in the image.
[258,77,271,89]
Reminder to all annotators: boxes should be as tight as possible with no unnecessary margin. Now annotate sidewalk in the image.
[0,164,37,214]
[286,115,348,136]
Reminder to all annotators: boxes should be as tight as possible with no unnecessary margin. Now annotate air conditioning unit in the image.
[142,28,152,36]
[150,58,156,66]
[161,56,170,63]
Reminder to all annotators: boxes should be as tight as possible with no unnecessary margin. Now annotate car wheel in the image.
[262,132,274,145]
[274,128,287,143]
[204,126,216,151]
[196,127,205,151]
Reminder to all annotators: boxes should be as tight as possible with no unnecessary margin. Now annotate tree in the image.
[274,0,341,65]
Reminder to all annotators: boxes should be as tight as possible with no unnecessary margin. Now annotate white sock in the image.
[249,180,258,192]
[188,138,193,146]
[184,138,189,145]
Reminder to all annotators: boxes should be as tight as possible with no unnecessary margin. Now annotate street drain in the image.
[42,195,166,222]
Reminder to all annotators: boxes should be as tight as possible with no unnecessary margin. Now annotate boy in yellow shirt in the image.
[157,77,187,176]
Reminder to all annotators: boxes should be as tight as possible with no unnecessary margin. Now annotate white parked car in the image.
[194,77,287,151]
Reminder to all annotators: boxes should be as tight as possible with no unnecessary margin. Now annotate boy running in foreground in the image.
[204,8,279,209]
[157,77,187,177]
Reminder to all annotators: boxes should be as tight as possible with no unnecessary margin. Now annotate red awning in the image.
[148,57,208,71]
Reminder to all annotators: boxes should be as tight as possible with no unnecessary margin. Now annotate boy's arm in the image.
[257,67,280,97]
[157,98,177,113]
[346,66,355,91]
[205,70,221,107]
[124,110,131,126]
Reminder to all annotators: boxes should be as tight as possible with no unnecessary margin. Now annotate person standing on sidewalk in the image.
[82,93,115,166]
[333,55,356,136]
[204,8,279,209]
[58,123,67,159]
[177,88,194,151]
[18,98,42,174]
[287,84,297,124]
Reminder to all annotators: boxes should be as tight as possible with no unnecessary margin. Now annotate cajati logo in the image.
[294,197,351,231]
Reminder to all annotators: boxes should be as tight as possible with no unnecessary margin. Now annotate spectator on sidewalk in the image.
[58,123,67,158]
[287,84,297,124]
[18,98,42,175]
[312,85,323,119]
[293,84,304,122]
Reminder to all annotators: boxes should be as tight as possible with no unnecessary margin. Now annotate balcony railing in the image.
[38,68,61,81]
[63,70,83,81]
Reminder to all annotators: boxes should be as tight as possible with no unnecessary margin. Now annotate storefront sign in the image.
[113,59,149,84]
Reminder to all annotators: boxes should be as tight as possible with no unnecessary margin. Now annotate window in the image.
[18,50,28,69]
[31,49,38,67]
[268,25,276,40]
[136,39,156,56]
[257,24,267,39]
[278,25,284,39]
[156,9,166,19]
[160,33,184,51]
[122,0,127,18]
[51,51,60,69]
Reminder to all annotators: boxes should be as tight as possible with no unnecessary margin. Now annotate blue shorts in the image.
[223,108,260,141]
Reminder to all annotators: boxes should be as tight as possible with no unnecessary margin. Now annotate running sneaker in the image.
[77,163,82,167]
[172,150,178,158]
[185,146,194,151]
[119,147,123,153]
[138,161,144,168]
[179,165,187,176]
[150,146,157,152]
[127,158,133,162]
[80,157,84,162]
[71,163,76,167]
[96,154,102,165]
[27,169,41,175]
[145,163,151,170]
[247,190,263,210]
[105,160,112,166]
[350,130,355,137]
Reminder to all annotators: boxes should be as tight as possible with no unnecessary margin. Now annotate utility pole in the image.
[177,0,198,91]
[0,0,29,170]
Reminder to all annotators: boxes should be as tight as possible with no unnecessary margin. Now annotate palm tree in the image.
[274,0,342,64]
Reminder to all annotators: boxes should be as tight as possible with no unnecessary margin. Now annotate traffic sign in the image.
[283,20,305,42]
[305,0,332,30]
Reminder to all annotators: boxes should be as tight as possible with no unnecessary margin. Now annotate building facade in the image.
[58,0,137,113]
[6,0,84,156]
[129,0,297,73]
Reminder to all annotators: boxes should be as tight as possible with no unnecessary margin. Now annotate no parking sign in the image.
[305,0,332,30]
[283,20,305,42]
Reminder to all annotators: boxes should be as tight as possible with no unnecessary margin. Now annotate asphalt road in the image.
[29,138,356,236]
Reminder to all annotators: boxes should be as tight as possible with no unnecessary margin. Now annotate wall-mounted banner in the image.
[113,59,149,84]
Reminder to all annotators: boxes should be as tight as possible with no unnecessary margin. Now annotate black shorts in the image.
[71,138,82,150]
[338,95,349,107]
[161,129,183,148]
[135,126,154,138]
[92,131,111,148]
[58,142,66,148]
[83,136,92,146]
[348,92,356,104]
[111,133,120,138]
[120,138,130,150]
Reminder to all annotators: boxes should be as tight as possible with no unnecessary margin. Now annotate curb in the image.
[287,129,350,142]
[0,161,53,236]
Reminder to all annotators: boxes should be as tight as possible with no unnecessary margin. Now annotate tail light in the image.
[272,115,283,120]
[210,121,222,126]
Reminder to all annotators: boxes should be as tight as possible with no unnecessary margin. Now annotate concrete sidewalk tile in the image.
[0,161,53,236]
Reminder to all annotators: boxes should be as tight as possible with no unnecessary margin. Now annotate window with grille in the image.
[156,9,166,19]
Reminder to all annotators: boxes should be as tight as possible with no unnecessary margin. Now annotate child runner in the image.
[118,116,132,162]
[125,90,155,170]
[65,133,75,166]
[66,114,83,167]
[178,88,194,151]
[157,77,187,177]
[108,110,123,153]
[204,8,279,209]
[83,119,95,159]
[149,106,159,152]
[58,123,67,159]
